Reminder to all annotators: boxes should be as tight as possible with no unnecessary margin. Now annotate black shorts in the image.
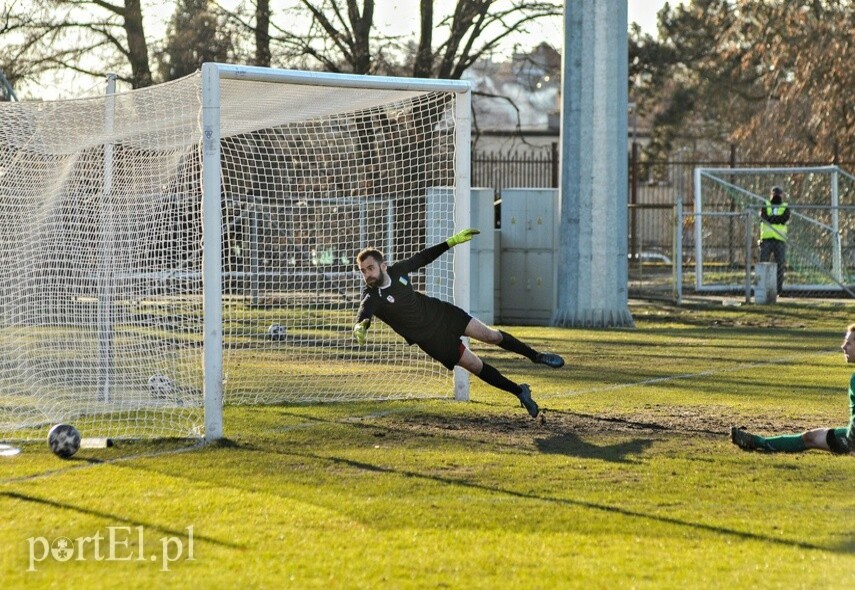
[826,428,850,455]
[415,305,472,370]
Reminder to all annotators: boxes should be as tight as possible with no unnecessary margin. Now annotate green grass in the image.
[3,299,855,588]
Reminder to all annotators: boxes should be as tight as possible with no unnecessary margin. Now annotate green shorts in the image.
[825,428,850,455]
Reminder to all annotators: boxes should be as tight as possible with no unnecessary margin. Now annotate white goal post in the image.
[0,63,472,442]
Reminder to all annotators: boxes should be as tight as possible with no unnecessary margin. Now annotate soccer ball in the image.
[48,424,81,459]
[268,324,286,340]
[148,374,174,400]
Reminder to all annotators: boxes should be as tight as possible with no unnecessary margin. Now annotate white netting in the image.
[0,70,460,440]
[694,166,855,296]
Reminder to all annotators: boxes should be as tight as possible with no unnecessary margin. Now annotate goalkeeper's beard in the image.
[366,270,387,289]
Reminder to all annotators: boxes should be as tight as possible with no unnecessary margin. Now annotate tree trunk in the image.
[123,0,153,88]
[255,0,271,67]
[413,0,434,77]
[348,0,373,74]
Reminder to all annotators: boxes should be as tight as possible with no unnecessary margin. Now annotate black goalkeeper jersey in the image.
[356,241,459,344]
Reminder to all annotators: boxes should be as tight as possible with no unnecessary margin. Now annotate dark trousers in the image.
[759,239,786,294]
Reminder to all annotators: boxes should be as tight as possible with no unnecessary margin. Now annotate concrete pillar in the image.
[551,0,634,328]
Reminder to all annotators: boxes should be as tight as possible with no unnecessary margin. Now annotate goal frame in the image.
[200,63,472,441]
[692,165,853,294]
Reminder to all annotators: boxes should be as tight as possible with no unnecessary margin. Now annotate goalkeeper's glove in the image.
[446,228,480,248]
[353,319,370,345]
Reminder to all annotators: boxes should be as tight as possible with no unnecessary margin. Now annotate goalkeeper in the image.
[731,323,855,455]
[354,228,564,418]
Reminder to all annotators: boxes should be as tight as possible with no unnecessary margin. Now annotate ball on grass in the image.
[48,423,81,459]
[148,374,174,400]
[268,324,287,340]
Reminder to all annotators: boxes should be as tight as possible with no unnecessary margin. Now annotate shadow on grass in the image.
[288,450,830,552]
[218,405,836,552]
[840,533,855,553]
[535,433,654,463]
[60,407,843,555]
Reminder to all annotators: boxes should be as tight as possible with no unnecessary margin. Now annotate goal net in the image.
[692,166,855,296]
[0,64,471,442]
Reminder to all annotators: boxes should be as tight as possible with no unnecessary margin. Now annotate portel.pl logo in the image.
[26,525,194,572]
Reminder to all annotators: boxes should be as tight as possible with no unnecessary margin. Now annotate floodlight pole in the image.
[552,0,633,327]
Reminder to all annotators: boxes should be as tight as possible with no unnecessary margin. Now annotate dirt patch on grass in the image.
[379,405,814,444]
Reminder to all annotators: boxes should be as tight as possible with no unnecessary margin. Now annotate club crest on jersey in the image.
[386,295,395,303]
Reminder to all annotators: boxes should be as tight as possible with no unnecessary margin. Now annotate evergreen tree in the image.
[159,0,234,81]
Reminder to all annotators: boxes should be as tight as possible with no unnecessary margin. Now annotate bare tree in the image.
[1,0,154,91]
[634,0,855,163]
[422,0,560,79]
[0,0,34,94]
[220,0,561,78]
[294,0,376,73]
[121,0,154,87]
[731,3,855,163]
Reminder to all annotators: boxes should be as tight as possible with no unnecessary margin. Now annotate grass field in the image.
[2,299,855,588]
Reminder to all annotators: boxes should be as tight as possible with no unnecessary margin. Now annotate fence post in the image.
[630,141,639,263]
[674,198,683,305]
[744,207,754,303]
[832,169,842,282]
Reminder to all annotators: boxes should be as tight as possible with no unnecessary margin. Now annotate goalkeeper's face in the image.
[358,257,387,288]
[842,331,855,364]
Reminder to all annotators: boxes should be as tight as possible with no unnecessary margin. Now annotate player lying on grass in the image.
[354,228,564,418]
[731,323,855,454]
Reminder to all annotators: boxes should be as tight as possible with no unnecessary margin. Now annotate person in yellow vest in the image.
[759,185,790,295]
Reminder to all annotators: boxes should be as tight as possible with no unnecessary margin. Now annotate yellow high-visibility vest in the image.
[760,201,788,241]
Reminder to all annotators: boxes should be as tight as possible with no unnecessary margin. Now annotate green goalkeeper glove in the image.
[446,228,480,248]
[353,319,370,345]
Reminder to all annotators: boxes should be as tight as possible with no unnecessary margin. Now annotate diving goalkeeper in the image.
[731,323,855,455]
[353,228,565,418]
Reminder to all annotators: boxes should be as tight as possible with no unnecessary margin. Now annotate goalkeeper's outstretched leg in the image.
[456,347,540,418]
[464,318,565,369]
[353,230,565,418]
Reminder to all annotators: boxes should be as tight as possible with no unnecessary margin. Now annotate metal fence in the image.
[472,143,559,190]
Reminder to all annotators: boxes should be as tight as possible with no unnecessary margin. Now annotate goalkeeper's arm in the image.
[395,228,481,274]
